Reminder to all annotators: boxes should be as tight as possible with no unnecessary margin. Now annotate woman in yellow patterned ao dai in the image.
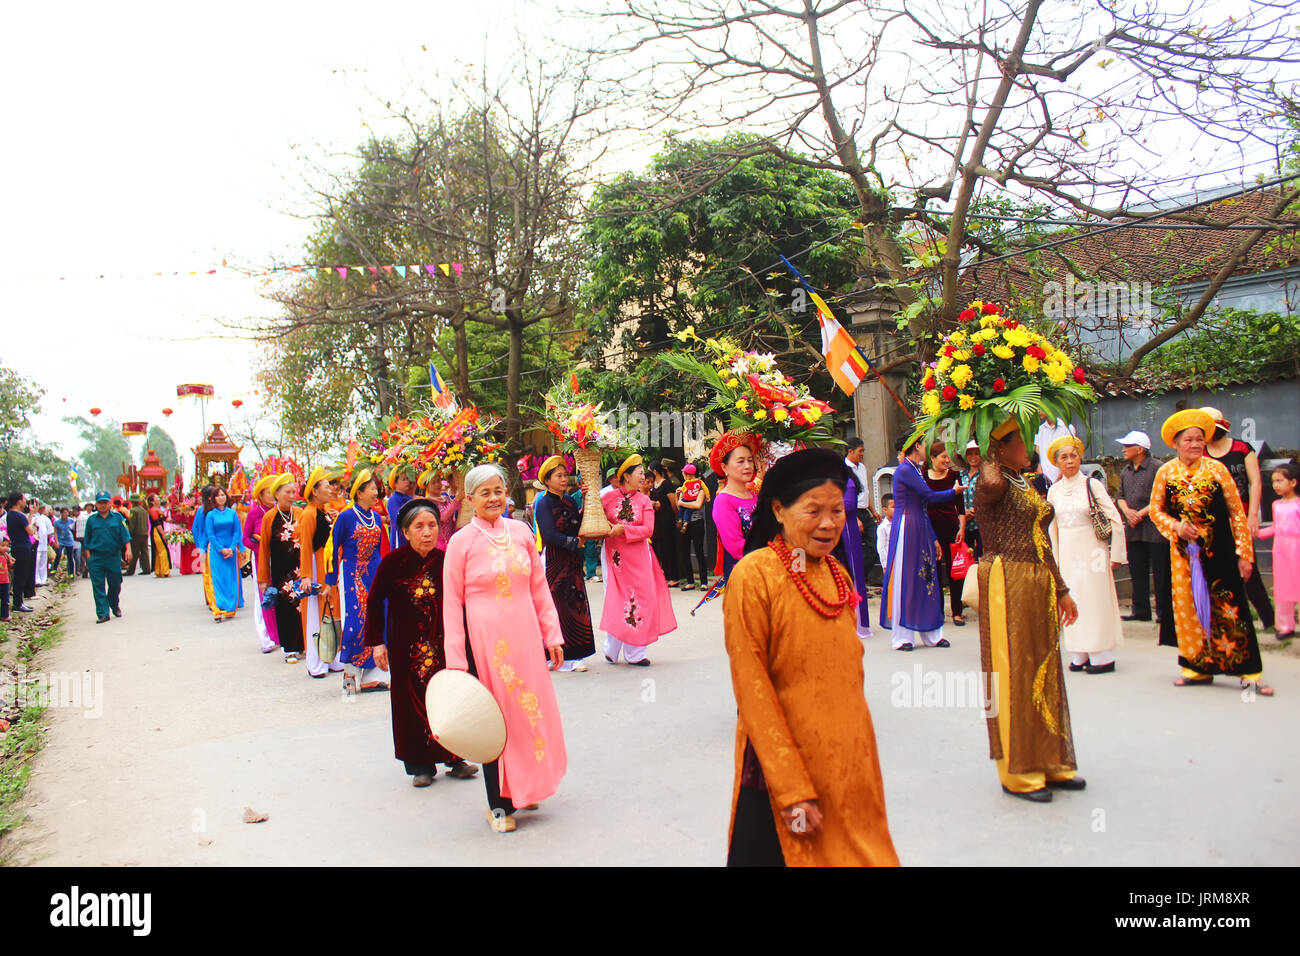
[443,464,568,831]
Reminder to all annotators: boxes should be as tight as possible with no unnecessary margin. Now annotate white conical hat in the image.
[425,669,506,764]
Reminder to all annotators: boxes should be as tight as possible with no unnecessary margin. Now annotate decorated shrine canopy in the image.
[192,424,242,487]
[177,383,214,397]
[138,449,168,494]
[121,421,148,437]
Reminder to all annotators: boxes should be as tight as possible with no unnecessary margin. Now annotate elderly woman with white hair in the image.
[442,463,568,832]
[1046,436,1126,674]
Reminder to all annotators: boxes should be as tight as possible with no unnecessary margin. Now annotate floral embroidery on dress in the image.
[623,590,642,629]
[612,550,622,567]
[491,638,546,762]
[617,494,634,522]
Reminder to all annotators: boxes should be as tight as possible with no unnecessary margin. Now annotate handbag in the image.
[950,541,974,580]
[960,562,980,612]
[316,610,340,664]
[1085,478,1113,544]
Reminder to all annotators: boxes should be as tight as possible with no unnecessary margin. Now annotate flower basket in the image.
[658,329,837,447]
[534,374,618,537]
[908,301,1096,454]
[574,445,612,537]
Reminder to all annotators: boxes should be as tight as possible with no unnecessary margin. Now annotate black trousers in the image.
[1126,539,1172,623]
[727,786,785,867]
[1243,563,1275,629]
[858,509,879,577]
[464,630,516,816]
[936,540,965,618]
[0,583,9,618]
[679,521,708,586]
[124,534,150,575]
[12,549,35,601]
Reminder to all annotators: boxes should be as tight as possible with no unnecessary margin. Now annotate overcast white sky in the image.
[1,0,548,474]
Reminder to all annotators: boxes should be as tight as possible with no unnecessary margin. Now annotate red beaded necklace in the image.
[769,534,854,618]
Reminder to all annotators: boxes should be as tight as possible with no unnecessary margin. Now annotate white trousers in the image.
[34,547,48,586]
[303,552,344,677]
[888,514,945,649]
[1071,650,1117,667]
[247,555,275,652]
[604,635,648,663]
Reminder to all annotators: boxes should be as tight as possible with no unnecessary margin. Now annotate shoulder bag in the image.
[1085,478,1113,544]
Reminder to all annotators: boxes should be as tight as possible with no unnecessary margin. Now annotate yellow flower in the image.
[705,338,720,349]
[753,409,768,421]
[773,408,789,422]
[950,364,974,389]
[1003,327,1032,348]
[726,378,739,388]
[736,398,748,409]
[921,392,942,416]
[953,349,970,361]
[1044,363,1068,385]
[805,408,822,424]
[992,344,1015,360]
[673,325,697,343]
[1023,355,1041,374]
[949,330,967,346]
[958,393,975,410]
[937,355,954,373]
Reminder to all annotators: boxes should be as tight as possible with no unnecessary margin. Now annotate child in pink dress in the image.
[1257,462,1300,637]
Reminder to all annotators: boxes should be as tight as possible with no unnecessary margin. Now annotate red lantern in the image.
[89,407,101,417]
[162,407,174,417]
[231,399,244,409]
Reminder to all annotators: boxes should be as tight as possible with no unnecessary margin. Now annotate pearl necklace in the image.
[1001,468,1029,492]
[351,504,378,529]
[474,521,513,552]
[770,534,854,618]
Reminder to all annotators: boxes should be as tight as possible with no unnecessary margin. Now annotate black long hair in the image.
[199,484,217,516]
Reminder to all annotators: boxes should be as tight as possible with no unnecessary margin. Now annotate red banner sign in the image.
[121,421,149,436]
[176,383,214,397]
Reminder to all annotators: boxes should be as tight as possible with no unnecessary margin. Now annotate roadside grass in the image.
[0,574,72,857]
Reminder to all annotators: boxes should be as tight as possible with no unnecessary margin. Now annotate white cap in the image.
[965,439,980,451]
[1115,430,1151,450]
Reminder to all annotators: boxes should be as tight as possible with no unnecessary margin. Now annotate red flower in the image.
[942,385,957,401]
[1073,367,1086,384]
[942,345,955,358]
[1004,319,1019,329]
[982,303,1001,315]
[958,308,977,323]
[1026,345,1046,359]
[972,344,986,357]
[992,378,1006,393]
[923,376,936,391]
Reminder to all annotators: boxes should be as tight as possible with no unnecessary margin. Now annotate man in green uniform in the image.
[124,494,151,575]
[84,491,132,623]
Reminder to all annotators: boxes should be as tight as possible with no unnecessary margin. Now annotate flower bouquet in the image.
[165,529,194,547]
[659,328,837,471]
[907,301,1096,455]
[537,374,620,536]
[420,407,505,527]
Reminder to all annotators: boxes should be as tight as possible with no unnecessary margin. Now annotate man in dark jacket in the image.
[125,494,151,576]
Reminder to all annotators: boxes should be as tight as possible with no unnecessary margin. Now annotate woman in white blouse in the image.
[1047,437,1127,674]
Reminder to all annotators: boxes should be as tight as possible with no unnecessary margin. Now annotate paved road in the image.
[13,569,1300,865]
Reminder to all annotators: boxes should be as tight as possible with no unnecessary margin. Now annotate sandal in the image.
[486,810,517,833]
[284,653,301,664]
[447,760,479,778]
[952,615,967,626]
[342,675,358,696]
[681,584,696,591]
[1173,676,1212,687]
[1242,680,1275,697]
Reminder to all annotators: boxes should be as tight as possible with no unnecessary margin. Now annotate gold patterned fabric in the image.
[723,547,899,866]
[974,467,1076,777]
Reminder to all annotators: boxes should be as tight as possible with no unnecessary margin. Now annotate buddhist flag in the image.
[814,295,871,396]
[428,362,455,409]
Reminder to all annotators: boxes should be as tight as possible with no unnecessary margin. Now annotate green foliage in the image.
[144,425,178,474]
[1132,308,1300,390]
[581,133,862,409]
[254,325,361,466]
[0,364,73,501]
[62,416,130,494]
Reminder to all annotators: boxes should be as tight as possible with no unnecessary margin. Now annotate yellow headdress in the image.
[1046,435,1085,466]
[1160,409,1216,449]
[269,473,296,496]
[615,453,643,482]
[251,473,277,500]
[350,468,374,502]
[537,454,565,484]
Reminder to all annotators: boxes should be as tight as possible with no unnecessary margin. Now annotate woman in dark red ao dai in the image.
[365,498,479,788]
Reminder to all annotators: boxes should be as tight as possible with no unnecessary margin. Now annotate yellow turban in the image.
[991,416,1021,441]
[350,468,373,501]
[1046,435,1085,466]
[268,473,296,496]
[537,454,565,484]
[305,466,332,497]
[615,453,643,482]
[1161,409,1216,449]
[251,473,276,500]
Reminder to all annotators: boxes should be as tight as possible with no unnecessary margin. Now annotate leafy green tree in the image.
[144,425,178,474]
[581,134,861,414]
[0,364,74,501]
[64,416,131,493]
